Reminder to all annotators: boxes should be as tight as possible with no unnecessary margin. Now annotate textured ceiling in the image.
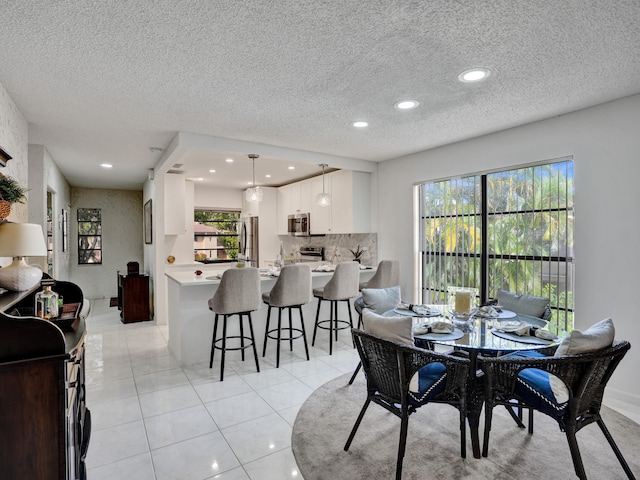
[1,1,640,189]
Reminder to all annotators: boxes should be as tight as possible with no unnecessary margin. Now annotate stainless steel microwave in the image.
[288,213,310,236]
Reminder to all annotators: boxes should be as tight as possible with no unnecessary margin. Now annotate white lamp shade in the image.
[0,223,47,291]
[0,222,48,257]
[316,192,331,207]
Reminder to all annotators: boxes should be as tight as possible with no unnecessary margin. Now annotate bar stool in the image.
[262,264,312,367]
[312,261,360,355]
[208,267,261,381]
[358,259,400,291]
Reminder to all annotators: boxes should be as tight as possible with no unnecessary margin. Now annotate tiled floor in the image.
[85,298,360,480]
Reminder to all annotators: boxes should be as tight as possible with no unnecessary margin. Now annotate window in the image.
[194,210,240,263]
[418,159,574,333]
[77,208,102,264]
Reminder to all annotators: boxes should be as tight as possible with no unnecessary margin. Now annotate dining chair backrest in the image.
[362,260,400,289]
[267,264,312,307]
[209,267,261,314]
[322,261,360,300]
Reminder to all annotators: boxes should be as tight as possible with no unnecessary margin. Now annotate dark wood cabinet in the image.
[0,281,91,480]
[118,274,150,323]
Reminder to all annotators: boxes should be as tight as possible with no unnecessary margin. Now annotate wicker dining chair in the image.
[344,329,470,480]
[480,340,634,480]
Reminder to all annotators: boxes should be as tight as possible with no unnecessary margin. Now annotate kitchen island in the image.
[166,266,376,365]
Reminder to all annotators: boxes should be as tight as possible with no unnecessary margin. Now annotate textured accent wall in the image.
[0,82,28,225]
[70,188,143,299]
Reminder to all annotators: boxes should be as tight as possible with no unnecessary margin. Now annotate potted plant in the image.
[349,244,366,263]
[0,173,28,220]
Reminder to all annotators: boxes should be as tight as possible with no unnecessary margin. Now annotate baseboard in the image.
[604,387,640,424]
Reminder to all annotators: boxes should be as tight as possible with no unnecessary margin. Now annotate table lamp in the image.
[0,222,47,291]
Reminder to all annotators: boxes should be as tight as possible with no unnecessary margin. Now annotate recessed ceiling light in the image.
[458,68,490,82]
[352,121,368,128]
[100,163,113,168]
[394,100,419,110]
[209,169,216,173]
[226,158,234,163]
[189,177,204,181]
[265,174,271,178]
[247,181,253,185]
[288,166,295,170]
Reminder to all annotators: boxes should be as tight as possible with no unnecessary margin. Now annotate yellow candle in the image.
[455,290,471,314]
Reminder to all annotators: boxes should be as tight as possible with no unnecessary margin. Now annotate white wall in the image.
[70,188,144,299]
[378,94,640,410]
[28,145,72,279]
[194,184,242,210]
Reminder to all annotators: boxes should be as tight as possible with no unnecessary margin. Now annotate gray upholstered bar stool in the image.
[358,259,400,291]
[262,264,312,367]
[208,267,261,381]
[355,260,400,328]
[312,261,360,355]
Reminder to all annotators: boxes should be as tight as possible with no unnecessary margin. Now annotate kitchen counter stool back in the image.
[208,267,261,381]
[262,264,313,367]
[359,259,400,291]
[312,261,360,355]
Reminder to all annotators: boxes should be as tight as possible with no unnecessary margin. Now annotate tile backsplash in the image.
[278,233,377,266]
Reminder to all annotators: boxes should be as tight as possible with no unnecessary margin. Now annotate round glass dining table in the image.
[383,305,559,458]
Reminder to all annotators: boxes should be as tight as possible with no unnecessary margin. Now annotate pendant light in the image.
[316,164,331,207]
[245,154,263,203]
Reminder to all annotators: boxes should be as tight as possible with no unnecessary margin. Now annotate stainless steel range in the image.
[298,246,325,262]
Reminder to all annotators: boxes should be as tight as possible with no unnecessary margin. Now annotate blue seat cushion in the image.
[503,350,568,418]
[408,362,447,406]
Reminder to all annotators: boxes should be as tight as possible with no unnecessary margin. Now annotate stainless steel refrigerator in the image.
[238,216,259,267]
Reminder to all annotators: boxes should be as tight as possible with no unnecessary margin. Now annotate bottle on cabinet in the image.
[35,286,59,319]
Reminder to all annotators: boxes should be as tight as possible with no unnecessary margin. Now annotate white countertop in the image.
[166,265,376,286]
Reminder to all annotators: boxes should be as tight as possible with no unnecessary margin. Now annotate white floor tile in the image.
[255,379,314,411]
[86,420,149,468]
[193,375,253,403]
[243,448,304,480]
[205,391,275,429]
[151,431,241,480]
[90,395,143,431]
[86,452,156,480]
[221,413,292,464]
[134,367,190,394]
[144,404,219,450]
[138,384,202,418]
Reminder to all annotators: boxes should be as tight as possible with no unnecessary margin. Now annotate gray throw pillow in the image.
[555,317,615,356]
[361,286,401,314]
[497,289,549,318]
[361,309,413,346]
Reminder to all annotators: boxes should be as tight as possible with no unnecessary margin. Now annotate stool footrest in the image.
[315,319,352,332]
[214,335,256,352]
[266,328,305,342]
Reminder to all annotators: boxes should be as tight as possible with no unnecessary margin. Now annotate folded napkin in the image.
[396,303,439,316]
[314,264,332,272]
[474,306,500,318]
[493,321,558,340]
[413,321,455,335]
[267,267,280,276]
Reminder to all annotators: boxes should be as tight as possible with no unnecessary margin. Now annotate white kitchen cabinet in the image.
[326,170,370,233]
[278,170,370,235]
[165,173,187,234]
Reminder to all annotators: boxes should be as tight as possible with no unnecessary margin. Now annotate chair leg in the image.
[566,429,587,480]
[528,407,534,434]
[276,307,283,368]
[459,408,467,458]
[220,315,228,381]
[210,314,219,368]
[246,312,260,374]
[329,300,335,355]
[396,411,409,480]
[239,313,246,361]
[482,403,494,457]
[348,361,362,385]
[298,306,310,361]
[312,298,322,346]
[344,398,371,451]
[597,418,636,479]
[288,307,294,351]
[262,305,272,357]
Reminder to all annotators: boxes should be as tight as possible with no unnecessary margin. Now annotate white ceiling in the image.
[2,1,640,190]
